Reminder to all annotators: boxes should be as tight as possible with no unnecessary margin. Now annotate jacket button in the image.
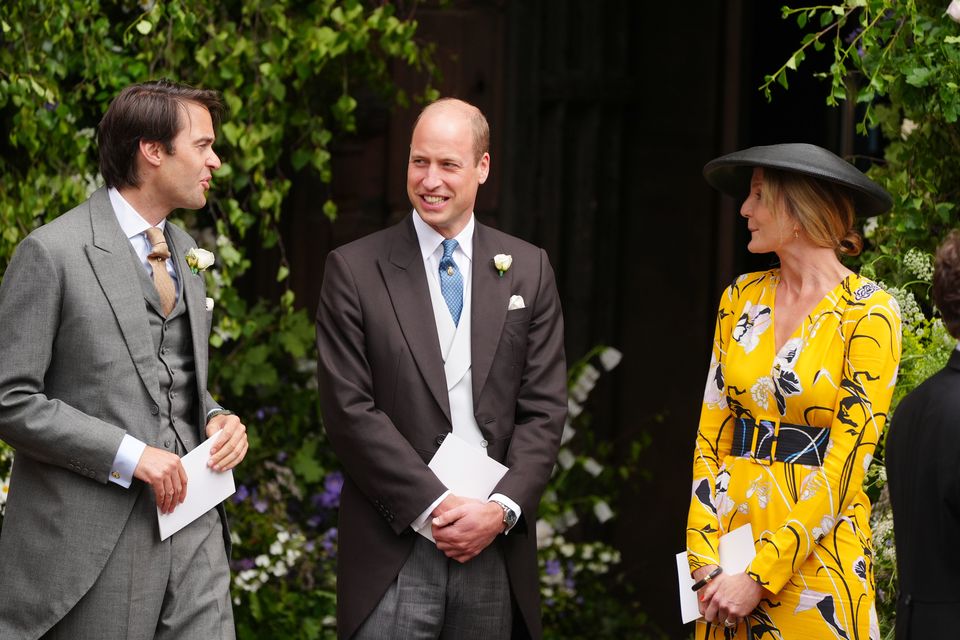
[435,434,447,446]
[151,405,159,415]
[480,440,488,448]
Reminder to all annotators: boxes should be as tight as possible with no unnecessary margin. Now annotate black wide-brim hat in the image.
[703,142,892,217]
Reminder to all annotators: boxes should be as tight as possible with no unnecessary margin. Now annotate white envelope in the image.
[157,432,236,541]
[676,524,756,624]
[417,433,508,542]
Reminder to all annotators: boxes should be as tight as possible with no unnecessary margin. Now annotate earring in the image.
[793,227,799,240]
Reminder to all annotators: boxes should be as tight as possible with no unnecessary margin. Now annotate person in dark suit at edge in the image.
[886,229,960,639]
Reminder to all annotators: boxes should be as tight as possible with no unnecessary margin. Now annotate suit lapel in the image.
[380,216,451,422]
[84,188,161,406]
[167,226,208,432]
[471,222,510,402]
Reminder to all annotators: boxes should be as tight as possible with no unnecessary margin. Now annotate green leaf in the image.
[276,265,289,282]
[135,20,152,35]
[905,66,934,87]
[322,199,338,221]
[291,440,325,483]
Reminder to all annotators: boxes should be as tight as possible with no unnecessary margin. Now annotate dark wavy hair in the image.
[97,80,223,189]
[934,230,960,339]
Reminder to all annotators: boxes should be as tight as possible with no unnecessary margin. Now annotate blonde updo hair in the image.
[760,167,863,256]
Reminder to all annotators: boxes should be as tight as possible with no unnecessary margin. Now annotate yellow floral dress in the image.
[686,270,901,640]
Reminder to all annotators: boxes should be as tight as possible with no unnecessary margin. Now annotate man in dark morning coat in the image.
[886,229,960,639]
[316,98,567,639]
[0,81,248,639]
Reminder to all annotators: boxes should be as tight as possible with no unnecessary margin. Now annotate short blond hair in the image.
[761,168,863,256]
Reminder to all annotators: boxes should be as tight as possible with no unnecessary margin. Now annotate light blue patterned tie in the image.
[439,239,463,325]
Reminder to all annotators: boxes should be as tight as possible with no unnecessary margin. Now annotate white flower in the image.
[593,500,615,523]
[557,448,576,470]
[703,353,728,410]
[900,118,919,139]
[599,347,622,371]
[185,247,215,274]
[732,301,772,353]
[581,457,603,477]
[493,253,512,276]
[948,0,960,23]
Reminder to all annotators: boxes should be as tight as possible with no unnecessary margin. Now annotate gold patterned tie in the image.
[145,227,175,316]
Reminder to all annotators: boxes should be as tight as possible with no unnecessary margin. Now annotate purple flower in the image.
[545,559,562,576]
[233,557,256,571]
[233,484,250,503]
[252,489,269,513]
[276,451,288,463]
[316,471,344,509]
[321,527,338,557]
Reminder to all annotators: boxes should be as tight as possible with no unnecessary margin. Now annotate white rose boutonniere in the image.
[949,0,960,22]
[493,253,512,278]
[185,247,215,275]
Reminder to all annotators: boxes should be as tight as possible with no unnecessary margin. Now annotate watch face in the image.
[504,509,518,527]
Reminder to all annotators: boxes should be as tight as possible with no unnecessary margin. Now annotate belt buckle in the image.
[752,417,779,465]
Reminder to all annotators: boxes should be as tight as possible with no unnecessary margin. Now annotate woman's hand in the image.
[699,572,767,628]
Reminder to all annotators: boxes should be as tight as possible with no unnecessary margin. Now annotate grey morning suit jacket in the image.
[0,187,223,639]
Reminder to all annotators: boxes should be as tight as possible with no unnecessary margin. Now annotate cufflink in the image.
[111,471,121,480]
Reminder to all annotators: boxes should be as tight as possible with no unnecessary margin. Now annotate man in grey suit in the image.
[317,98,567,639]
[0,80,249,639]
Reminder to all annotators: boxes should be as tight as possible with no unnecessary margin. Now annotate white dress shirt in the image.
[408,211,521,534]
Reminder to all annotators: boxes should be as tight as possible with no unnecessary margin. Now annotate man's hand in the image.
[134,446,187,514]
[432,500,504,563]
[205,413,248,471]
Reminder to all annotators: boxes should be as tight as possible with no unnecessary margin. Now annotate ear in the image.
[139,139,165,168]
[477,152,491,185]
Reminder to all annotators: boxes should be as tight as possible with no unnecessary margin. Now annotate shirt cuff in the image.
[489,493,522,534]
[109,435,147,488]
[411,490,451,532]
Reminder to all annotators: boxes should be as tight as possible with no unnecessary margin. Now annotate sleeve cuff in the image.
[109,435,147,488]
[489,493,522,534]
[411,490,451,532]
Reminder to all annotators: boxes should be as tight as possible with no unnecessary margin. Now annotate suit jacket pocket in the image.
[504,307,532,324]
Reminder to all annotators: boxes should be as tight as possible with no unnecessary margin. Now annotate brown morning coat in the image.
[886,348,960,639]
[316,214,567,639]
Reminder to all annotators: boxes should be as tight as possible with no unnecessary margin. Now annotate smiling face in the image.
[740,168,794,253]
[156,101,221,212]
[406,102,490,239]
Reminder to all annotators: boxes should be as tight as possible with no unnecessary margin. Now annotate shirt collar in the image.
[108,187,166,239]
[411,210,474,263]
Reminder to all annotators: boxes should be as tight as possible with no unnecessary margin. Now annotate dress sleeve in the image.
[746,292,902,593]
[687,283,739,572]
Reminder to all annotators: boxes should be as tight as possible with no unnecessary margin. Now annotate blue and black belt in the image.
[730,417,829,466]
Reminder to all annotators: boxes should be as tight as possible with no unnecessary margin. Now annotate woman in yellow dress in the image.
[686,144,902,639]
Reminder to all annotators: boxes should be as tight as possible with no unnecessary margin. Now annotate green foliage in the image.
[538,347,662,638]
[767,2,960,636]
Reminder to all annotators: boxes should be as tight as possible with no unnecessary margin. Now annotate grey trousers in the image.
[42,486,234,640]
[354,536,513,640]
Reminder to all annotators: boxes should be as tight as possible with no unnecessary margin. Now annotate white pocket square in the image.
[205,297,215,312]
[508,295,525,310]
